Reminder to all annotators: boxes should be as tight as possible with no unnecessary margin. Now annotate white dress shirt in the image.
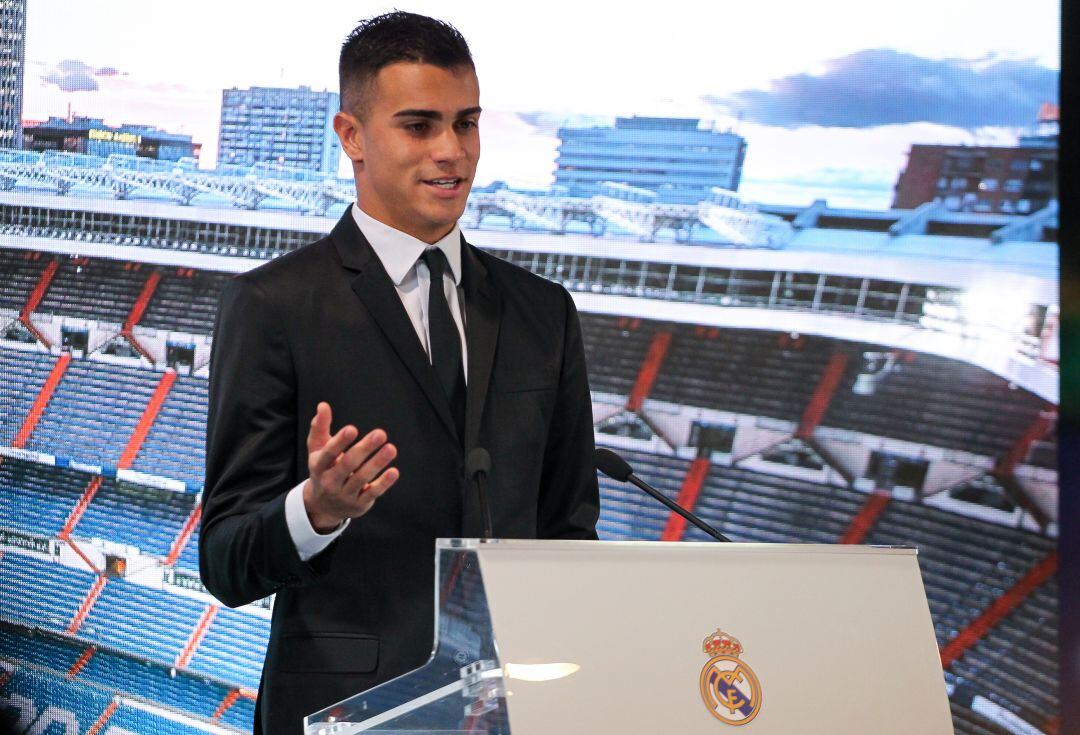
[285,203,468,560]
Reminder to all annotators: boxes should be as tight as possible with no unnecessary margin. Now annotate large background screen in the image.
[0,1,1061,733]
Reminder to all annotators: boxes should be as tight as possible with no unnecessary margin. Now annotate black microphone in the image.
[595,448,730,542]
[465,447,494,539]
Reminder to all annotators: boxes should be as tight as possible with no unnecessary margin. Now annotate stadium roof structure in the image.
[0,190,1058,283]
[0,150,1058,250]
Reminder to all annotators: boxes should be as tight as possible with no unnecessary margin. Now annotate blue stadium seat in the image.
[188,606,270,690]
[26,359,158,468]
[74,482,196,558]
[0,346,57,447]
[0,551,96,632]
[0,457,85,537]
[80,579,204,665]
[132,375,208,489]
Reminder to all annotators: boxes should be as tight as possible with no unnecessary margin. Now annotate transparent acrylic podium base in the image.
[305,539,510,735]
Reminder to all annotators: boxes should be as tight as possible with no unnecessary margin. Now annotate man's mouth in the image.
[423,177,464,190]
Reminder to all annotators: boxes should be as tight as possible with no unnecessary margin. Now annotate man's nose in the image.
[430,127,466,163]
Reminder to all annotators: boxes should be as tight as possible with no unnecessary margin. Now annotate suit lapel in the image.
[460,237,501,537]
[461,237,501,453]
[332,211,459,442]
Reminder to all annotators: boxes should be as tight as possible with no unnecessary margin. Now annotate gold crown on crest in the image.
[703,629,743,658]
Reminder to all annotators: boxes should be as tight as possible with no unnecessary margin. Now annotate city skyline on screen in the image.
[22,0,1060,209]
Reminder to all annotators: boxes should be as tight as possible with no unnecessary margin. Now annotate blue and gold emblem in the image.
[699,629,762,726]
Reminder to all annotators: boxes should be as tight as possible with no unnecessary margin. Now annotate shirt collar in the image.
[351,203,462,286]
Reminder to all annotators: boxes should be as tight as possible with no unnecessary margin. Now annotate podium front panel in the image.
[306,540,952,734]
[478,541,951,734]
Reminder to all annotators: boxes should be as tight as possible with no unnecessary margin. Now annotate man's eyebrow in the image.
[392,106,482,120]
[393,109,441,120]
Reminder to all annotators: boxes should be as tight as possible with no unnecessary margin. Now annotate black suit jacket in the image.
[199,209,600,734]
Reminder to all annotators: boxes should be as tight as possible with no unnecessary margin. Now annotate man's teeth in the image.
[429,179,459,188]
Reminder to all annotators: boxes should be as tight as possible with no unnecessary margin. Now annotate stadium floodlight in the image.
[959,280,1036,336]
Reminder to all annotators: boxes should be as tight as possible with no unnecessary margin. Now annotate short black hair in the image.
[339,11,474,118]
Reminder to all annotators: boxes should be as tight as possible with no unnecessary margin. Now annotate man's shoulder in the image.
[226,234,338,297]
[473,245,565,304]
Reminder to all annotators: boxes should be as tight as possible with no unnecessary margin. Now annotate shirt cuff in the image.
[285,480,350,561]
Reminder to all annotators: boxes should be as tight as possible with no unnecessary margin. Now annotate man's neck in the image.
[355,203,454,245]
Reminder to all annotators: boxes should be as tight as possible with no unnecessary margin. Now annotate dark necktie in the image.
[422,248,466,443]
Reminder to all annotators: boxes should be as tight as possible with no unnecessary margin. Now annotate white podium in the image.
[307,539,954,734]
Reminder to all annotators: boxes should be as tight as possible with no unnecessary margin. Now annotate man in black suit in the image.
[199,11,599,735]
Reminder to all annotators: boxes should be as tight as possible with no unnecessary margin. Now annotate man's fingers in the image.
[326,429,389,484]
[351,467,399,516]
[341,442,397,493]
[306,402,333,451]
[310,424,362,474]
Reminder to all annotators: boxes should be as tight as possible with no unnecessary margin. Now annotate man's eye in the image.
[456,120,478,131]
[405,122,429,133]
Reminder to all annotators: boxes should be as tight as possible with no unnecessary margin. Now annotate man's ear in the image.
[334,110,364,163]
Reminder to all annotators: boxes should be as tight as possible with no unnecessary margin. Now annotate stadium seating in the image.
[34,258,145,325]
[0,623,83,672]
[0,242,1061,735]
[652,327,831,423]
[596,447,689,540]
[25,357,158,467]
[947,577,1058,725]
[80,579,204,665]
[132,374,208,489]
[0,250,50,313]
[1,618,254,730]
[188,606,270,691]
[175,525,201,572]
[824,352,1050,459]
[219,692,258,731]
[581,314,1055,465]
[0,657,220,735]
[78,646,227,720]
[74,481,196,557]
[688,463,865,544]
[0,346,57,446]
[579,314,661,398]
[0,457,85,537]
[0,552,97,632]
[949,701,1014,735]
[0,662,113,733]
[864,501,1055,645]
[140,269,230,335]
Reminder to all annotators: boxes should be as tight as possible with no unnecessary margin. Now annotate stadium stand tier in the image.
[131,374,209,489]
[863,501,1055,644]
[0,249,52,313]
[0,347,57,445]
[946,577,1059,726]
[24,357,160,467]
[140,268,231,334]
[34,257,146,324]
[580,314,1056,467]
[0,457,87,538]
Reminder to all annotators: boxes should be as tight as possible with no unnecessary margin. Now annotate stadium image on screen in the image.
[0,1,1061,733]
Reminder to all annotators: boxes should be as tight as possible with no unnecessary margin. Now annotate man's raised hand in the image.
[303,401,399,533]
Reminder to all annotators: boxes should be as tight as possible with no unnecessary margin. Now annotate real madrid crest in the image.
[699,629,762,726]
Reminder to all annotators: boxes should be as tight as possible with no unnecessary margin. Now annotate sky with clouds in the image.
[24,0,1060,209]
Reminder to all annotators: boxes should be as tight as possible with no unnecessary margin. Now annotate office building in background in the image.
[0,0,27,149]
[22,116,199,161]
[217,86,339,174]
[892,105,1058,215]
[554,116,746,204]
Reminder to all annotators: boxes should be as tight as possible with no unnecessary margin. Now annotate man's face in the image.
[338,62,481,244]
